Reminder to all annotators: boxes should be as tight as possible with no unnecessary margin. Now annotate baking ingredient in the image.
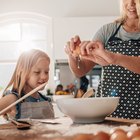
[94,131,110,140]
[127,128,140,139]
[73,134,94,140]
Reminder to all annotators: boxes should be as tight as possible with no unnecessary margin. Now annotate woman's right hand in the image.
[64,36,97,76]
[65,35,81,57]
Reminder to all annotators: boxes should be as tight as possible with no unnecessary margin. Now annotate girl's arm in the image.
[0,94,17,115]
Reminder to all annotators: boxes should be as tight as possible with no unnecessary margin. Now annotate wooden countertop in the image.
[0,116,139,140]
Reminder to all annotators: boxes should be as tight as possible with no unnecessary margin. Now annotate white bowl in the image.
[56,97,120,124]
[53,95,74,102]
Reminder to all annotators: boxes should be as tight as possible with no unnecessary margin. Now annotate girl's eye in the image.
[34,71,40,74]
[45,71,49,75]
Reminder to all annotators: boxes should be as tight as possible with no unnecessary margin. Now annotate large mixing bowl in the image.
[56,97,120,124]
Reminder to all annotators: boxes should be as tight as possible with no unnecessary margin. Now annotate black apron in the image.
[97,23,140,119]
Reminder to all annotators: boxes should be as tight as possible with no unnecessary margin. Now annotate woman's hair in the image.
[115,0,140,27]
[4,49,50,96]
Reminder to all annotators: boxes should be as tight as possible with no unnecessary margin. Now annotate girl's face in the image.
[25,57,50,92]
[123,0,138,19]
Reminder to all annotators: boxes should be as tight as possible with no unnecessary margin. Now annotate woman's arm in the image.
[111,52,140,74]
[65,35,96,78]
[68,54,96,77]
[84,40,140,74]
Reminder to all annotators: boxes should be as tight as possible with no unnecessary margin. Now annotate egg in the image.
[110,128,127,135]
[110,129,130,140]
[94,131,110,140]
[53,138,66,140]
[110,128,130,140]
[132,137,140,140]
[73,46,81,57]
[73,134,94,140]
[127,128,140,139]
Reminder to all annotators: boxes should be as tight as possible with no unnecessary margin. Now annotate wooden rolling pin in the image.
[0,82,47,115]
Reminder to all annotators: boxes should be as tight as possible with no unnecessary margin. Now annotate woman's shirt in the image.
[93,22,140,45]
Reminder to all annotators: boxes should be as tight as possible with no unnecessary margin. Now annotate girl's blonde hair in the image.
[4,49,50,96]
[115,0,140,27]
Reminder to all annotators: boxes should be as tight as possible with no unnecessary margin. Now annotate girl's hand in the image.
[7,107,16,119]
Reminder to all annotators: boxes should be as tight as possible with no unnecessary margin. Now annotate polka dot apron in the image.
[97,23,140,119]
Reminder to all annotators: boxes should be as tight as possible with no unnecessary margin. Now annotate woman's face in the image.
[25,57,50,92]
[123,0,138,19]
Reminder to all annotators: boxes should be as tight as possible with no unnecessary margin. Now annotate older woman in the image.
[65,0,140,119]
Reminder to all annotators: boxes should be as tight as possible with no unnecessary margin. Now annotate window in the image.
[0,12,54,93]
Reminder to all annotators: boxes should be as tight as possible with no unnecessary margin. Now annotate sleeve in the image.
[92,22,118,47]
[3,90,21,119]
[4,90,19,99]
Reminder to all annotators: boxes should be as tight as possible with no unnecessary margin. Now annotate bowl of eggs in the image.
[56,97,120,124]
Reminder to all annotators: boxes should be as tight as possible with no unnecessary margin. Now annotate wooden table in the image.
[0,116,139,140]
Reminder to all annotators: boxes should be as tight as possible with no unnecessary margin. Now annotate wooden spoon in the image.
[0,82,47,115]
[10,118,31,130]
[82,88,95,98]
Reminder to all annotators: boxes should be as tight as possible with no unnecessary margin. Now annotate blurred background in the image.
[0,0,120,95]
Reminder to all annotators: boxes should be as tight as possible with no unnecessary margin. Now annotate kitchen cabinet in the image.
[55,60,102,91]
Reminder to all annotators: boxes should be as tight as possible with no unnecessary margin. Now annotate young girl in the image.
[0,49,54,120]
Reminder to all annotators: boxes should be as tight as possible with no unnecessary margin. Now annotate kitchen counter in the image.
[0,116,139,140]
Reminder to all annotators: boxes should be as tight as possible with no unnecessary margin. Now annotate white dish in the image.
[53,95,74,102]
[56,97,120,124]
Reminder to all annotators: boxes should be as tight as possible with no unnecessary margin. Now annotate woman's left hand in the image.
[81,40,113,66]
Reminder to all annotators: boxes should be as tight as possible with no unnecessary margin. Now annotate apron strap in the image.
[108,22,122,41]
[38,92,52,102]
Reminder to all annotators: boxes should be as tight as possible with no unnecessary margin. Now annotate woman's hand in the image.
[65,35,82,57]
[65,36,115,66]
[81,40,114,66]
[64,36,95,77]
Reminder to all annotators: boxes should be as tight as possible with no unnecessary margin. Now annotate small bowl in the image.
[56,97,119,124]
[53,95,74,102]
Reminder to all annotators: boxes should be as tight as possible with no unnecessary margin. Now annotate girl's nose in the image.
[40,72,49,80]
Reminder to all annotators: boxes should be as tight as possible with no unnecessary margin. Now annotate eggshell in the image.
[73,46,81,56]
